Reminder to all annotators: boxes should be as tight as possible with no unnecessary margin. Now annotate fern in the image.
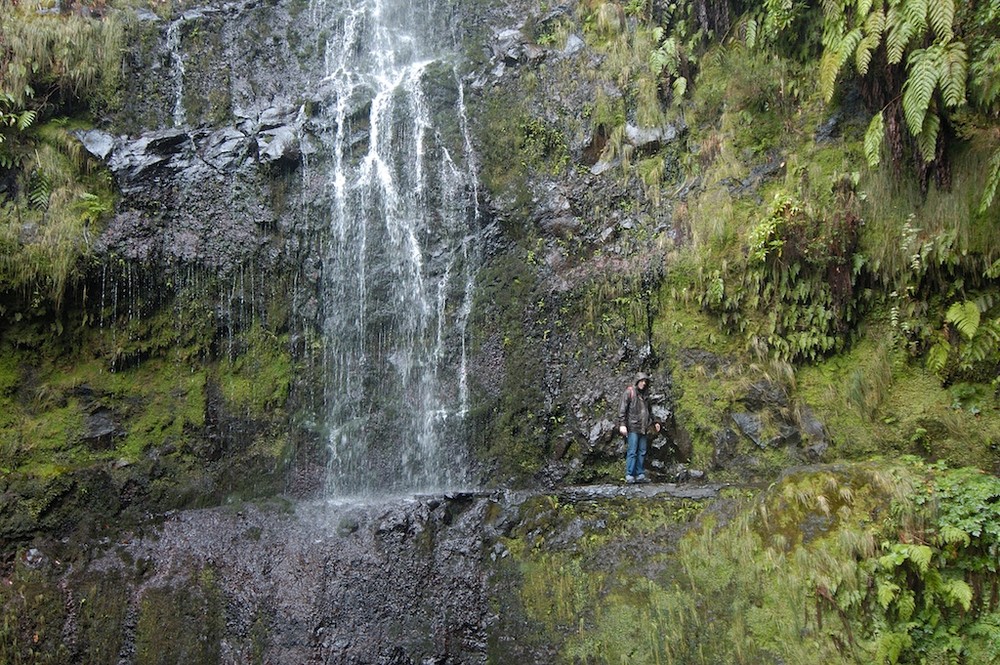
[903,46,940,135]
[915,106,940,162]
[901,0,929,36]
[980,148,1000,214]
[864,111,885,167]
[17,109,37,131]
[886,5,917,64]
[820,28,863,101]
[961,321,998,366]
[946,301,981,340]
[942,578,974,612]
[927,0,955,42]
[939,41,968,108]
[745,17,758,49]
[926,338,950,373]
[28,170,52,210]
[856,7,886,76]
[672,76,687,99]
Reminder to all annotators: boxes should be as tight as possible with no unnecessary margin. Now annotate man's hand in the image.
[619,425,627,436]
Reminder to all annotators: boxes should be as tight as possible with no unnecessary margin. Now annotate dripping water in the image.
[306,0,480,498]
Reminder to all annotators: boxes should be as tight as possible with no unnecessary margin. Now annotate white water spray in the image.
[309,0,480,497]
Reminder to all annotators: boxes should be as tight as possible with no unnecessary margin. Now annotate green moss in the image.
[797,330,1000,469]
[135,566,224,664]
[74,571,130,664]
[467,252,549,481]
[217,324,292,419]
[496,491,713,662]
[497,462,1000,664]
[118,359,207,457]
[0,564,70,665]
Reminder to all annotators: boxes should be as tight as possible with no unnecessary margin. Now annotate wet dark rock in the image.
[815,112,841,143]
[624,120,685,152]
[257,125,300,164]
[740,380,789,410]
[82,407,120,450]
[799,406,830,460]
[588,418,616,448]
[558,481,722,502]
[562,34,585,56]
[77,129,115,160]
[493,27,527,65]
[337,515,360,536]
[724,151,786,197]
[732,412,767,449]
[712,427,740,469]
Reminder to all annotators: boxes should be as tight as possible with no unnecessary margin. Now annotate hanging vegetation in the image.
[0,4,123,308]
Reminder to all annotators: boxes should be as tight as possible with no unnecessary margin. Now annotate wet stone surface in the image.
[65,481,724,663]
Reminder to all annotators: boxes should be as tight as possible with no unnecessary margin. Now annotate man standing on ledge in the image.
[619,372,660,484]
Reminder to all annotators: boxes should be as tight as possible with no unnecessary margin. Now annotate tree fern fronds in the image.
[856,8,887,75]
[820,28,863,101]
[901,0,928,35]
[939,41,967,108]
[979,148,1000,214]
[902,46,940,135]
[927,0,955,42]
[970,40,1000,108]
[856,30,879,75]
[915,108,940,162]
[17,109,36,131]
[886,5,916,64]
[864,111,885,167]
[819,49,843,102]
[858,0,874,19]
[962,324,997,365]
[28,170,52,210]
[973,292,996,312]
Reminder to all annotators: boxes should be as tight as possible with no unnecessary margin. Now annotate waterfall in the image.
[308,0,479,497]
[166,17,186,128]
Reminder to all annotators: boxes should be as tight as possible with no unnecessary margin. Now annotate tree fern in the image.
[821,28,863,101]
[28,170,52,210]
[744,17,758,49]
[927,0,955,42]
[901,0,929,37]
[939,41,968,108]
[902,46,940,134]
[915,106,940,162]
[672,76,687,99]
[856,8,886,75]
[961,319,1000,366]
[926,338,950,373]
[886,5,918,64]
[864,111,885,167]
[980,148,1000,214]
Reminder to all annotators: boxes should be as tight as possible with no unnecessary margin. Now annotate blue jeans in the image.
[626,432,647,477]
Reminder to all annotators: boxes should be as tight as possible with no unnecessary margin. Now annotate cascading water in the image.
[308,0,480,497]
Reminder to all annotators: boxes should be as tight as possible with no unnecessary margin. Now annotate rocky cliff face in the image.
[1,0,835,556]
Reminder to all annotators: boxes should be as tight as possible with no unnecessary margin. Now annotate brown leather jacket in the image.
[618,373,653,435]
